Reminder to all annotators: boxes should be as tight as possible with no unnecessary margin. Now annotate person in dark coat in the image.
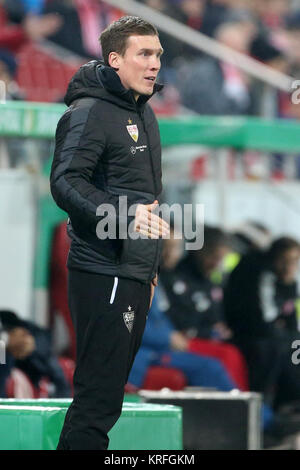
[161,226,231,339]
[160,225,250,390]
[224,237,300,409]
[50,16,169,450]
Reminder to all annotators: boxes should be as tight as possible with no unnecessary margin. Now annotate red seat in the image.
[5,368,35,398]
[16,43,82,102]
[58,357,75,395]
[142,366,187,391]
[5,358,75,399]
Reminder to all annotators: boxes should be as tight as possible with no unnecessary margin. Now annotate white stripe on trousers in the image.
[109,277,119,304]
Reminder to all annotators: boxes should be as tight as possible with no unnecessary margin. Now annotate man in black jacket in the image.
[224,237,300,408]
[50,16,169,450]
[161,226,231,340]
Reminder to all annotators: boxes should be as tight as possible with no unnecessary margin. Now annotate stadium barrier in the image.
[0,401,182,450]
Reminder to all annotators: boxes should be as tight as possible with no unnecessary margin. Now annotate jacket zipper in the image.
[139,110,158,198]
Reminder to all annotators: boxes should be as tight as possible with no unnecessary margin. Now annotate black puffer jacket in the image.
[160,255,225,339]
[50,60,164,283]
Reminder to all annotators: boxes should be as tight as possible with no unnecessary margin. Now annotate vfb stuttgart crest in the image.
[126,124,139,143]
[123,306,135,333]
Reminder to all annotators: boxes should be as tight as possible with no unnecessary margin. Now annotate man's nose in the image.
[150,56,160,70]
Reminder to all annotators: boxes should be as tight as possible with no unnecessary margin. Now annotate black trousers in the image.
[57,269,151,450]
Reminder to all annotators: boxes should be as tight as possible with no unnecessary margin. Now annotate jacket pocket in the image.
[119,237,158,270]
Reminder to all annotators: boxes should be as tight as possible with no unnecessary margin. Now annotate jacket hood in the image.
[64,60,163,110]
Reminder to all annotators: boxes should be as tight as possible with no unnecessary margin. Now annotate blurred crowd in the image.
[141,0,300,118]
[127,221,300,444]
[1,0,300,118]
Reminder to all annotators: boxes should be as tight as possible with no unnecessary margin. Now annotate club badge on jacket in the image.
[127,123,139,143]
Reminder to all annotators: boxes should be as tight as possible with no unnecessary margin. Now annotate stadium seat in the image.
[142,366,187,391]
[16,44,81,102]
[58,357,75,395]
[5,368,35,398]
[5,358,75,399]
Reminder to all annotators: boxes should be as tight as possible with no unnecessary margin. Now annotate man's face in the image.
[273,248,300,284]
[109,35,163,100]
[196,245,228,277]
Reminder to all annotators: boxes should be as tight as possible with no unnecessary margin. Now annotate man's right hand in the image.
[134,200,169,239]
[23,14,62,41]
[170,331,189,352]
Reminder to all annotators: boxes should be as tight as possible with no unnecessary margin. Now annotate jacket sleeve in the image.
[50,99,129,236]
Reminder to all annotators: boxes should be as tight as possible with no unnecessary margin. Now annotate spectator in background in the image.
[143,0,205,32]
[0,48,25,168]
[283,10,300,77]
[140,0,202,75]
[248,0,291,33]
[0,0,62,52]
[127,226,240,392]
[177,20,255,115]
[127,288,238,391]
[201,0,236,37]
[249,34,290,117]
[230,220,272,257]
[0,310,71,398]
[75,0,123,57]
[15,0,45,15]
[0,48,24,99]
[127,285,285,439]
[218,220,273,281]
[161,225,231,339]
[42,0,90,57]
[224,236,300,409]
[160,225,250,390]
[178,0,205,31]
[43,0,123,58]
[161,223,184,271]
[0,312,35,397]
[281,12,300,123]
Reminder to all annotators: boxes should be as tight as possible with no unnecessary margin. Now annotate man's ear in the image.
[108,52,121,70]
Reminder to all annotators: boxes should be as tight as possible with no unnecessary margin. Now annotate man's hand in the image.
[170,331,189,352]
[213,322,233,340]
[7,327,36,360]
[23,14,62,41]
[134,200,169,239]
